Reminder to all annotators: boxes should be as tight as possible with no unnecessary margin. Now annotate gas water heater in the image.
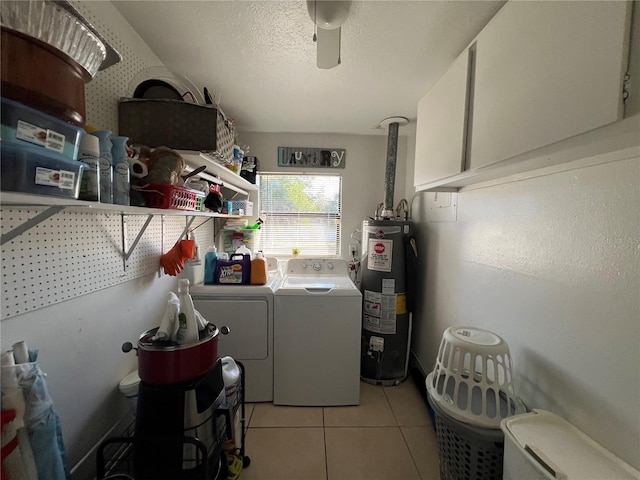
[360,117,417,386]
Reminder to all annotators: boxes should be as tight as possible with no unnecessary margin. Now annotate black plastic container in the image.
[134,359,226,480]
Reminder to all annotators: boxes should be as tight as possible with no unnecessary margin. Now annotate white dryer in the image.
[191,264,281,402]
[273,258,362,406]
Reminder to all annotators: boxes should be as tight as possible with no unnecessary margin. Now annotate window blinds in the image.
[259,174,342,256]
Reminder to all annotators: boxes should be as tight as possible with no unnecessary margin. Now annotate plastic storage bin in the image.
[1,97,85,160]
[501,410,640,480]
[427,326,524,428]
[136,183,204,211]
[195,191,206,212]
[227,200,253,216]
[1,143,84,199]
[220,229,260,256]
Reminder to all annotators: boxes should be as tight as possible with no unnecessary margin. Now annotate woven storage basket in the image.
[118,98,234,160]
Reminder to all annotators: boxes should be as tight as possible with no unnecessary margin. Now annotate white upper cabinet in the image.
[414,48,471,187]
[468,1,632,170]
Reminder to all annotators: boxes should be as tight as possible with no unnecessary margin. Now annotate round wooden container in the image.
[1,28,88,126]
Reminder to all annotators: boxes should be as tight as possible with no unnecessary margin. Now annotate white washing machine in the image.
[191,261,281,402]
[274,258,362,406]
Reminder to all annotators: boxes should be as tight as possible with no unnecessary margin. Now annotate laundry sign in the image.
[278,147,346,169]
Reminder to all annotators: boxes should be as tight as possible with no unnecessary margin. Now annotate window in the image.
[259,174,342,257]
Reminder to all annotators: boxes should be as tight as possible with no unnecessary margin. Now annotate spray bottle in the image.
[176,279,199,344]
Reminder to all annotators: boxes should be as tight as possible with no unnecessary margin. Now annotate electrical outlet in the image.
[349,243,358,257]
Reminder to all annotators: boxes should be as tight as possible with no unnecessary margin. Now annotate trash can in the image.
[118,370,140,416]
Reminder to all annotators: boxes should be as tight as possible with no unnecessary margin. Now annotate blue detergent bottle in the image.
[204,245,219,284]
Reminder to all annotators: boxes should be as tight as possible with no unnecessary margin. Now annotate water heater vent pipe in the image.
[380,116,409,219]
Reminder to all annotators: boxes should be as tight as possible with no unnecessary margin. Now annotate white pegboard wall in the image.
[0,4,219,320]
[0,208,214,320]
[69,0,165,132]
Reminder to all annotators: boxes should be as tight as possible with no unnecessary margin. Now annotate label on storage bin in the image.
[35,167,75,189]
[16,120,65,154]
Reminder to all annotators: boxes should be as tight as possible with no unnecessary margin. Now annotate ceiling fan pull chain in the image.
[313,0,317,42]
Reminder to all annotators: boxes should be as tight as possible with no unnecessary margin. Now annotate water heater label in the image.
[396,293,407,315]
[369,336,384,352]
[363,289,397,334]
[382,279,395,295]
[367,238,393,272]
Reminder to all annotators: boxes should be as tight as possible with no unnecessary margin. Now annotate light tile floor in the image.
[238,379,441,480]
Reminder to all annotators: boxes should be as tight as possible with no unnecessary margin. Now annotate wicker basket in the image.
[118,98,235,160]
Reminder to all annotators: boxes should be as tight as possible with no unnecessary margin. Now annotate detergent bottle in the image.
[251,251,268,285]
[235,244,252,260]
[204,245,219,284]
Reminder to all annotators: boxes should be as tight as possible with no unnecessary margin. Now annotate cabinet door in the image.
[469,1,631,170]
[192,298,268,359]
[414,48,471,187]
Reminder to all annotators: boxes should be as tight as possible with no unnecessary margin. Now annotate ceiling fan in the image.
[307,0,352,69]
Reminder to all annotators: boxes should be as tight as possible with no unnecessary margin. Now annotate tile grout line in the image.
[398,425,426,480]
[383,383,431,480]
[382,385,401,427]
[323,407,329,480]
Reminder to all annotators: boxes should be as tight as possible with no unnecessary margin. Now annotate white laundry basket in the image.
[427,326,524,428]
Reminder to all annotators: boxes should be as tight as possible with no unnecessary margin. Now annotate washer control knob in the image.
[313,263,321,271]
[327,262,334,270]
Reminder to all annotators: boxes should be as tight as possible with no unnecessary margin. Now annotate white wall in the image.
[0,3,210,477]
[0,276,176,462]
[404,139,640,468]
[238,131,408,260]
[0,2,409,471]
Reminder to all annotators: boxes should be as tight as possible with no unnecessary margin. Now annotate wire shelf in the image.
[96,414,227,480]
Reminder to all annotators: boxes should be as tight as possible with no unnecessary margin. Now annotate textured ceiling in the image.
[113,1,505,136]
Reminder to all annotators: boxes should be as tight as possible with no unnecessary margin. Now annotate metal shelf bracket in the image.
[121,214,154,270]
[1,206,66,246]
[177,216,197,244]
